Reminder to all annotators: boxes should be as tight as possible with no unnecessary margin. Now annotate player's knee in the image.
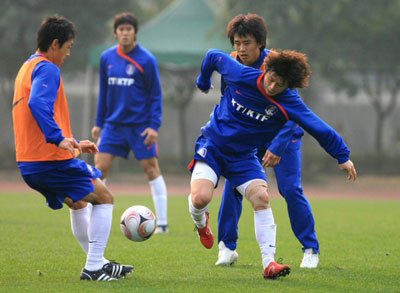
[245,181,270,210]
[191,191,211,209]
[141,158,160,180]
[145,167,160,180]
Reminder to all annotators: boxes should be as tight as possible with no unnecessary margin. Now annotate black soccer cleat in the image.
[80,267,118,281]
[103,261,134,279]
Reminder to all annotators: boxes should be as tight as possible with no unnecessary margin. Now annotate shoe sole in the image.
[216,260,237,266]
[264,267,291,280]
[300,265,318,269]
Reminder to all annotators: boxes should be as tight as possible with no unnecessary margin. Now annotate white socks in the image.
[254,208,277,269]
[85,204,113,271]
[70,204,92,254]
[188,194,208,228]
[149,175,168,226]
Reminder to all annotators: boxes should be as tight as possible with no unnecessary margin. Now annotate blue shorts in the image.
[98,123,158,160]
[189,135,267,188]
[22,159,102,210]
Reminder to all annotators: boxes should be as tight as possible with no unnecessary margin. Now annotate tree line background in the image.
[1,0,399,177]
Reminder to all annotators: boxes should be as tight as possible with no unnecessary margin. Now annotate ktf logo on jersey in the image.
[108,77,135,86]
[126,64,135,76]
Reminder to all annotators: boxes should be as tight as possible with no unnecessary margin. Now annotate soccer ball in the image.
[120,205,157,242]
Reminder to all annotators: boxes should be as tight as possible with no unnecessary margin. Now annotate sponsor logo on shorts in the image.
[197,147,207,158]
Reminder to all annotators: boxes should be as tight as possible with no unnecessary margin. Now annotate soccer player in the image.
[12,15,132,281]
[216,13,320,269]
[189,48,357,279]
[91,12,168,234]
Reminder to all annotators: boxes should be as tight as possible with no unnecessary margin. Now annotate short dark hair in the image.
[227,13,267,50]
[37,15,76,52]
[113,12,138,33]
[263,50,312,89]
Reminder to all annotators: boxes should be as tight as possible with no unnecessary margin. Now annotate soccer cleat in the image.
[215,241,239,266]
[80,267,118,281]
[263,261,291,279]
[154,225,170,234]
[103,261,134,278]
[196,212,214,249]
[300,248,319,268]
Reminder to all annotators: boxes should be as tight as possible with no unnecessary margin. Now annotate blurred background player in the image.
[12,15,132,281]
[216,13,320,269]
[189,47,357,279]
[91,12,168,234]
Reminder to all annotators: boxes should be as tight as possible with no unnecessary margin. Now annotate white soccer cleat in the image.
[215,241,239,266]
[300,248,319,268]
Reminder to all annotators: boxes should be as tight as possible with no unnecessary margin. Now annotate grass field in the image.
[0,192,399,292]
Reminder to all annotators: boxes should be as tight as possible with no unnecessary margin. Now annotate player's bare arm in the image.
[262,150,281,167]
[79,140,99,154]
[141,127,158,146]
[339,160,357,181]
[91,126,102,140]
[59,137,81,157]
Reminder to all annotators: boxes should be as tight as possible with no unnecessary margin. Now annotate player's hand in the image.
[197,84,214,94]
[339,160,357,181]
[141,127,158,149]
[58,137,81,157]
[91,126,102,140]
[79,140,99,155]
[262,150,281,167]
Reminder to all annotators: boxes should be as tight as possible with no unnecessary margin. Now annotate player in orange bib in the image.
[12,15,132,281]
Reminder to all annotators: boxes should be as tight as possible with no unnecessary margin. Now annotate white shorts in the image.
[192,161,266,196]
[236,179,267,197]
[191,161,218,186]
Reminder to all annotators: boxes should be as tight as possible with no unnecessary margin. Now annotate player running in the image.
[188,48,356,279]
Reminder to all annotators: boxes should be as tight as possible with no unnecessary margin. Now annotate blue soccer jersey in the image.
[222,49,304,155]
[95,44,162,130]
[196,49,349,164]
